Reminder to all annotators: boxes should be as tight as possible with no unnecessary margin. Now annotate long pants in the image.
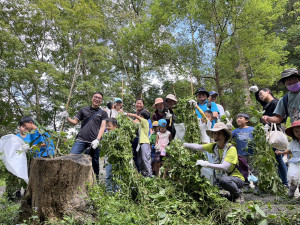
[219,176,244,197]
[132,137,140,172]
[273,148,288,186]
[138,143,152,177]
[70,140,100,178]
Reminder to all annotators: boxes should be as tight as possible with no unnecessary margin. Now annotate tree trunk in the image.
[19,154,95,222]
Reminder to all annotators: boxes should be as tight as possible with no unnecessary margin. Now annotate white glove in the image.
[249,85,259,93]
[195,160,210,167]
[123,112,127,115]
[21,144,30,152]
[61,111,69,119]
[91,139,99,149]
[226,118,233,130]
[154,145,160,150]
[263,124,270,132]
[224,110,231,118]
[188,100,198,109]
[165,110,172,119]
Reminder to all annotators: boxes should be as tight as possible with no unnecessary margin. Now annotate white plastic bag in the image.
[0,134,29,183]
[174,123,185,141]
[199,119,211,144]
[266,123,289,150]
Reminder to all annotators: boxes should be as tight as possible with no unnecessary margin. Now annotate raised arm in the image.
[183,143,205,152]
[125,113,141,122]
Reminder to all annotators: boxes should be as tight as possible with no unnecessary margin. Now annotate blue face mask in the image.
[287,82,300,92]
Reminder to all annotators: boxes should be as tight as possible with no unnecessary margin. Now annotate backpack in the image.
[229,155,249,182]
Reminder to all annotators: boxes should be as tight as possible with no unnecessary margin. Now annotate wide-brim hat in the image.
[206,122,232,140]
[165,94,178,103]
[285,120,300,137]
[194,87,209,97]
[278,68,300,84]
[152,98,164,109]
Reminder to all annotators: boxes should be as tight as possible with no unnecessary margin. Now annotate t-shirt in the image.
[232,127,254,156]
[139,118,150,144]
[196,100,219,119]
[203,143,245,181]
[150,133,157,146]
[216,104,225,119]
[29,129,55,157]
[75,106,108,143]
[273,92,300,123]
[16,133,31,143]
[148,119,153,137]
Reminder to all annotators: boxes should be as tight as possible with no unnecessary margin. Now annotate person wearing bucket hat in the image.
[208,91,225,120]
[190,87,219,120]
[184,122,245,203]
[275,120,300,199]
[262,68,300,125]
[152,98,166,121]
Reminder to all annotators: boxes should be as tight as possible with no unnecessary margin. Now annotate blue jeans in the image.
[70,140,100,177]
[105,163,119,192]
[273,148,288,186]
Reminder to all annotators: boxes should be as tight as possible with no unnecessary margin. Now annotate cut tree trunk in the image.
[19,154,95,222]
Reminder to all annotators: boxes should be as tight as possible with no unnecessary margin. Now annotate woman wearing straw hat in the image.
[184,122,245,203]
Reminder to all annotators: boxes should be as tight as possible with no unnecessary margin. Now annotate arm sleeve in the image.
[102,110,108,120]
[183,143,205,152]
[75,109,83,121]
[207,161,232,172]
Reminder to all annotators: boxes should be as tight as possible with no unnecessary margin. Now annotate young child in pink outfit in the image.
[155,119,173,176]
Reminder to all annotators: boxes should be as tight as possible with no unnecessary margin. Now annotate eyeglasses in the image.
[93,96,103,100]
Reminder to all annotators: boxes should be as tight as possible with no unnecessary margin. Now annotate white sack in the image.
[0,134,29,183]
[199,119,211,144]
[174,123,186,141]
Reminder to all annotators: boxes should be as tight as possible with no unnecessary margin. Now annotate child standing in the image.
[105,118,118,192]
[150,121,159,176]
[125,110,152,177]
[232,113,254,162]
[276,120,300,199]
[155,119,173,176]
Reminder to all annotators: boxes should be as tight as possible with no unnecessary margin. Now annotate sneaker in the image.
[288,186,297,199]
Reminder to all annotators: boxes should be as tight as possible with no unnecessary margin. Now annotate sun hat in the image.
[152,121,159,127]
[285,120,300,137]
[165,94,178,103]
[278,68,300,84]
[209,91,218,96]
[206,122,232,140]
[152,98,164,109]
[194,87,209,97]
[158,119,167,127]
[114,97,123,103]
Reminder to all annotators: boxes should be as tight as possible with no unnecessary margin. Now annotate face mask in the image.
[287,82,300,92]
[158,109,164,112]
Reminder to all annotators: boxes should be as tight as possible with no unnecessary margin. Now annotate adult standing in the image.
[262,68,300,124]
[62,92,108,179]
[107,97,124,118]
[152,98,166,121]
[192,87,219,120]
[208,91,225,120]
[249,86,288,186]
[165,94,178,138]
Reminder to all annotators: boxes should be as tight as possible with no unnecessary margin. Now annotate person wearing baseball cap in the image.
[190,87,219,120]
[107,97,124,118]
[275,120,300,199]
[184,122,245,203]
[208,91,225,119]
[262,68,300,124]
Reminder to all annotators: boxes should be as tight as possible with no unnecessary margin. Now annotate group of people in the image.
[11,68,300,204]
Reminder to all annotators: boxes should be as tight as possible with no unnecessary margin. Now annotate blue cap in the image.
[158,119,167,127]
[209,91,218,96]
[114,97,123,103]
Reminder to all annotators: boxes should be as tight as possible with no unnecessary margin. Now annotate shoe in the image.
[288,185,297,199]
[220,190,232,201]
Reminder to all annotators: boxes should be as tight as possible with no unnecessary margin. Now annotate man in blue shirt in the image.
[20,116,55,157]
[194,87,219,120]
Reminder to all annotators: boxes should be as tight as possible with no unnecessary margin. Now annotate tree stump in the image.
[19,154,95,222]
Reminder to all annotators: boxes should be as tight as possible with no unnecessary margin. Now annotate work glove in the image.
[91,139,99,149]
[61,111,69,119]
[123,112,127,116]
[224,110,231,118]
[188,100,198,109]
[165,110,172,119]
[21,143,30,152]
[225,118,233,130]
[195,160,210,167]
[249,85,259,93]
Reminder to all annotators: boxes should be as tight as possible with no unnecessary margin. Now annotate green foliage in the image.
[250,124,285,195]
[0,195,20,225]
